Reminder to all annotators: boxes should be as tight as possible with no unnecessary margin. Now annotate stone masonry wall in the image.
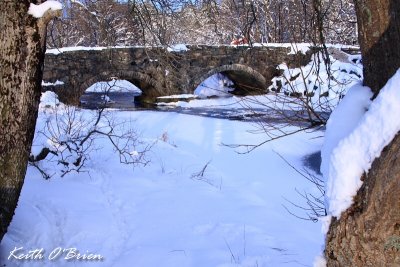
[43,45,314,104]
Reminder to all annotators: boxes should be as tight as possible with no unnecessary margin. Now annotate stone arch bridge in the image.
[43,45,314,104]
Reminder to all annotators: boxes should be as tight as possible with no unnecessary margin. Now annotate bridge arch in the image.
[79,70,164,103]
[194,64,268,96]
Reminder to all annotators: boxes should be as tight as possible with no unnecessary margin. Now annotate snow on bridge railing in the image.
[46,43,360,57]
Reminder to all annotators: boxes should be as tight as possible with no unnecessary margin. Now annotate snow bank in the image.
[85,79,142,93]
[313,254,327,267]
[323,69,400,218]
[39,91,60,110]
[46,46,109,55]
[156,92,311,112]
[157,95,242,108]
[320,83,373,179]
[28,1,62,18]
[42,80,64,86]
[252,43,311,55]
[157,94,197,99]
[167,44,189,52]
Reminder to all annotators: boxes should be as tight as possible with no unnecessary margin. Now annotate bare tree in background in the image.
[47,0,358,48]
[48,0,141,47]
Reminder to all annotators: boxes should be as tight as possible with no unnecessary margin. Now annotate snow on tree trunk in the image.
[325,0,400,265]
[0,0,61,242]
[325,134,400,265]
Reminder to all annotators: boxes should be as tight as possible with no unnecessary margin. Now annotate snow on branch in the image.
[28,1,62,18]
[322,69,400,218]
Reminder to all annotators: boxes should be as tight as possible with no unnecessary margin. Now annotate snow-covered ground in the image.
[0,93,325,267]
[1,47,367,267]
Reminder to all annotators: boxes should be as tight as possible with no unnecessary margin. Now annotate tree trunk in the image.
[326,134,400,266]
[354,0,400,96]
[0,0,60,242]
[325,0,400,265]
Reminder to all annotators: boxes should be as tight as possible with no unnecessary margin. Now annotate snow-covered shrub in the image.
[269,50,363,115]
[30,91,150,178]
[268,52,362,112]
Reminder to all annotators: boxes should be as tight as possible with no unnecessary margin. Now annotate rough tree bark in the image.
[325,0,400,266]
[0,1,61,242]
[355,0,400,96]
